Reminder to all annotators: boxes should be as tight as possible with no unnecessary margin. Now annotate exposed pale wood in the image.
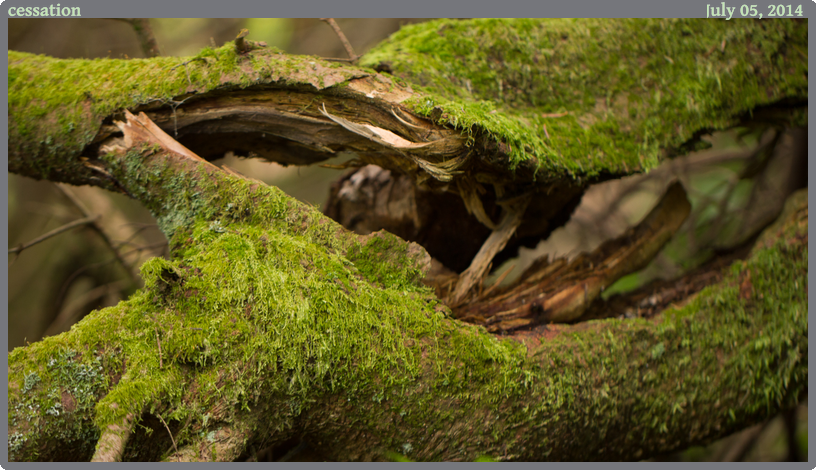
[457,181,692,329]
[448,196,530,306]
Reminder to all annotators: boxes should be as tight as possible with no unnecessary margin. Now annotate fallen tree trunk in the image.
[7,19,807,461]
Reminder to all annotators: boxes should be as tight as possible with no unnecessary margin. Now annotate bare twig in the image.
[320,18,359,62]
[54,184,138,284]
[323,57,359,63]
[109,18,160,57]
[8,215,99,256]
[156,414,180,462]
[109,225,158,249]
[43,280,129,337]
[52,240,168,318]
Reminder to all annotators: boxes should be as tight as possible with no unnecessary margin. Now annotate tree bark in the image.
[7,18,807,461]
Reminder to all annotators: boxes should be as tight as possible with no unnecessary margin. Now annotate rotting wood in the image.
[448,195,530,306]
[456,181,692,330]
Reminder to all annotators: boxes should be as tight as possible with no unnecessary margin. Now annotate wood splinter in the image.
[448,196,530,306]
[456,180,692,331]
[105,110,218,170]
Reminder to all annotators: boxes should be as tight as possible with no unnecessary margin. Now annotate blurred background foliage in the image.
[7,18,807,462]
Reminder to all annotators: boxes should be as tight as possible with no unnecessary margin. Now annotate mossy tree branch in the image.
[7,19,807,461]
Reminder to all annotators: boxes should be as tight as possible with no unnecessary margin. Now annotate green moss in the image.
[361,19,807,179]
[7,42,370,184]
[6,21,808,460]
[8,194,805,459]
[346,232,429,289]
[10,19,806,189]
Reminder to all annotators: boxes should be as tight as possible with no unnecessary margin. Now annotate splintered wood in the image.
[318,104,467,183]
[448,196,530,306]
[454,181,692,332]
[104,110,215,168]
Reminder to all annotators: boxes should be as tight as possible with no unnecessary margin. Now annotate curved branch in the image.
[8,119,807,459]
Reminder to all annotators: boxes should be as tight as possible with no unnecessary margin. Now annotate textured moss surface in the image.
[9,19,807,189]
[7,144,807,460]
[7,43,370,185]
[362,18,808,178]
[6,19,808,461]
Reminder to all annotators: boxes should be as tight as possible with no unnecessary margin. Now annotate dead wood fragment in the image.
[233,29,267,54]
[448,196,531,306]
[577,247,745,322]
[91,413,136,462]
[106,110,218,170]
[456,181,691,330]
[318,104,461,182]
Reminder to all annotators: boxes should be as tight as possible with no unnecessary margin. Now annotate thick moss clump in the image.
[7,186,806,461]
[362,19,807,178]
[5,19,808,461]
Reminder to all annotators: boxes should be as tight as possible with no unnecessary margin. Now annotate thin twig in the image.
[717,420,769,461]
[43,280,129,337]
[108,18,160,57]
[319,18,358,62]
[109,225,156,250]
[480,263,516,299]
[157,414,180,462]
[52,240,168,316]
[323,57,359,63]
[8,215,99,255]
[54,184,138,284]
